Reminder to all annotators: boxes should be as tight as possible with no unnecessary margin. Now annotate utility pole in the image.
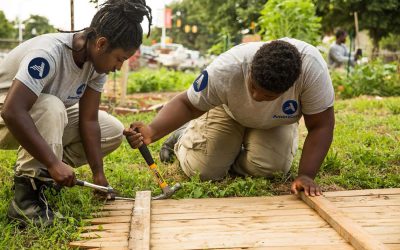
[70,0,74,30]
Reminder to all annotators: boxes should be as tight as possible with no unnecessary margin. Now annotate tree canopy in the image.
[0,11,15,38]
[23,15,56,40]
[314,0,400,51]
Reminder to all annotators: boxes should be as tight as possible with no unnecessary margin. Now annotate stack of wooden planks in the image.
[70,188,400,249]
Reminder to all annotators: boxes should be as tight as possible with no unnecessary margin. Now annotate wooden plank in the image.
[222,245,354,250]
[324,189,400,198]
[82,223,130,232]
[79,231,128,239]
[152,201,309,214]
[102,204,134,210]
[84,215,131,224]
[152,214,327,229]
[92,210,132,217]
[300,193,388,250]
[70,238,128,248]
[88,248,128,250]
[151,219,330,234]
[152,208,316,221]
[151,194,300,207]
[128,191,151,250]
[328,195,400,203]
[151,230,350,249]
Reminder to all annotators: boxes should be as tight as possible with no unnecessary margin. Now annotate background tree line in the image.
[145,0,400,55]
[1,0,399,54]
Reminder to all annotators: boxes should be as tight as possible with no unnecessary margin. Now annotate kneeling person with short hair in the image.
[124,38,335,197]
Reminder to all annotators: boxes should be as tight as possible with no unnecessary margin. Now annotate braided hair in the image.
[89,0,152,50]
[63,0,152,52]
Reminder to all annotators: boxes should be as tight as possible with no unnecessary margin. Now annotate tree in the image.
[167,0,267,54]
[314,0,400,52]
[23,15,56,40]
[258,0,321,45]
[0,11,16,38]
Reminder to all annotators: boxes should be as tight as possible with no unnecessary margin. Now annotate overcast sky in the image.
[0,0,173,33]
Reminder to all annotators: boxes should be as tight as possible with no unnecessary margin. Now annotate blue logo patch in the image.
[76,83,86,95]
[28,57,50,79]
[193,70,208,92]
[282,100,298,115]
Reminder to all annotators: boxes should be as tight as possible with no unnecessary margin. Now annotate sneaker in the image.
[7,175,55,227]
[159,124,187,163]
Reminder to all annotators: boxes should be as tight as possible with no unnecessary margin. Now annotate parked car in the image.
[152,43,188,69]
[178,49,208,71]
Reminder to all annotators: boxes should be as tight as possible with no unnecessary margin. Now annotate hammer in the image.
[137,142,181,200]
[75,179,135,201]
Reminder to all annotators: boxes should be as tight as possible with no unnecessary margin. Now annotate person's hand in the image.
[291,175,322,197]
[93,171,109,187]
[123,122,153,148]
[47,161,76,187]
[92,172,115,199]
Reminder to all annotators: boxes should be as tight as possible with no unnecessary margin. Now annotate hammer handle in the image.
[138,144,155,166]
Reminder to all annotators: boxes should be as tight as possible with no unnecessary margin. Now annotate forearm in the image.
[298,127,333,179]
[80,120,103,175]
[1,111,59,168]
[149,92,205,142]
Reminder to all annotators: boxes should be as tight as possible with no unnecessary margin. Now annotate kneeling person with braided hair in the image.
[124,38,335,197]
[0,0,152,226]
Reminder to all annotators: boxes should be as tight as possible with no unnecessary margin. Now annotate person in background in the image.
[0,0,152,227]
[328,29,362,69]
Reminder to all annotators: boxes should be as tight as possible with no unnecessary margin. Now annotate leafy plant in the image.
[258,0,321,45]
[126,68,198,93]
[332,60,400,99]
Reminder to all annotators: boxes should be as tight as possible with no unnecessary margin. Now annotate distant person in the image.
[328,29,362,69]
[124,38,335,197]
[0,0,152,227]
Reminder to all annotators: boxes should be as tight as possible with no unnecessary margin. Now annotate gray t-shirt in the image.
[328,42,354,68]
[187,38,334,130]
[0,33,106,107]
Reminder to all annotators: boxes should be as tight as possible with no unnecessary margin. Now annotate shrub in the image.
[258,0,321,45]
[126,68,198,93]
[332,60,400,99]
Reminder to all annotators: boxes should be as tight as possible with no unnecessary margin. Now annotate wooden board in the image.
[70,188,400,249]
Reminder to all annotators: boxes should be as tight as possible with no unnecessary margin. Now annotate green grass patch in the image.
[1,96,399,248]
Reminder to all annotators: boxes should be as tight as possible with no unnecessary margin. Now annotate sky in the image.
[0,0,173,34]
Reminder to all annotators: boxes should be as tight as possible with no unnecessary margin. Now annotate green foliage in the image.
[314,0,400,50]
[126,68,198,93]
[331,61,400,99]
[258,0,321,45]
[380,33,400,52]
[167,0,267,53]
[0,11,15,38]
[23,15,57,40]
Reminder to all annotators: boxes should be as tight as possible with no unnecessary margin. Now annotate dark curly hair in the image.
[250,40,302,93]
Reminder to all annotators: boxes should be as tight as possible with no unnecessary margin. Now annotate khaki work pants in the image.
[0,94,124,178]
[175,106,298,181]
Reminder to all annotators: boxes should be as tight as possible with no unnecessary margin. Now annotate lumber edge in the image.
[128,191,151,250]
[300,192,388,250]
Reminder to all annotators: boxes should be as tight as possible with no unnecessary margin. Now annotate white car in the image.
[152,43,188,69]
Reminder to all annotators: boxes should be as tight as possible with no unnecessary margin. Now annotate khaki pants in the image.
[0,94,124,178]
[175,106,298,181]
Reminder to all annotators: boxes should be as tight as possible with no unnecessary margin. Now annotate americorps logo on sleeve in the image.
[282,100,298,115]
[76,83,86,95]
[193,70,208,92]
[28,57,50,79]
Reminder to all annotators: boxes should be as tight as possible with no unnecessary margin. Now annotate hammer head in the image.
[152,183,181,200]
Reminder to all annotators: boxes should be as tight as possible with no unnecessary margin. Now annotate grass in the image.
[1,96,399,249]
